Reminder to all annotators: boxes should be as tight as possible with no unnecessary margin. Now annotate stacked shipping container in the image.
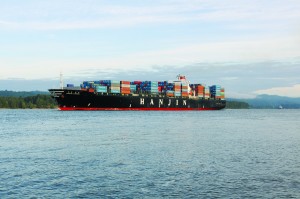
[174,82,181,97]
[78,79,224,99]
[204,86,210,99]
[121,81,130,94]
[197,85,205,98]
[110,80,120,94]
[130,84,137,93]
[210,85,221,99]
[95,85,107,93]
[150,81,158,94]
[189,84,205,97]
[219,88,225,99]
[181,82,189,97]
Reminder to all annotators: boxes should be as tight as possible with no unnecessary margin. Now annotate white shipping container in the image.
[120,84,130,88]
[110,86,120,90]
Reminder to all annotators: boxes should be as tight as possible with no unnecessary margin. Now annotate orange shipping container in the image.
[197,86,204,92]
[121,90,131,94]
[120,81,130,84]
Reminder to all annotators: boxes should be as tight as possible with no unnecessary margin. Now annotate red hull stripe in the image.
[59,107,220,111]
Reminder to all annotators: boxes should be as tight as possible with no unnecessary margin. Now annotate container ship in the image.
[49,75,226,111]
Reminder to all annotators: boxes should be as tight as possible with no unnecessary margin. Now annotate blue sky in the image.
[0,0,300,98]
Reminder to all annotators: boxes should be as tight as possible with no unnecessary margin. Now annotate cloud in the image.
[221,77,238,81]
[254,84,300,98]
[0,0,299,30]
[224,91,257,99]
[1,36,299,80]
[1,59,299,98]
[1,0,300,97]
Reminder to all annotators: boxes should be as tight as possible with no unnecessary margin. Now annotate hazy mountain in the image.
[0,90,49,97]
[229,95,300,109]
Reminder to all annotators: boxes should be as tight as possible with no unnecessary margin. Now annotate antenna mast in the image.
[60,72,64,89]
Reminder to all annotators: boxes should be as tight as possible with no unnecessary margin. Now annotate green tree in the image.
[226,101,249,109]
[8,98,18,109]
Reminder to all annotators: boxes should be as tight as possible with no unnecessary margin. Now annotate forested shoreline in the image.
[225,101,249,109]
[0,95,57,109]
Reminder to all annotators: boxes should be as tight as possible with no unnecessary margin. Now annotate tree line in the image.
[0,95,57,109]
[0,90,48,97]
[226,101,249,109]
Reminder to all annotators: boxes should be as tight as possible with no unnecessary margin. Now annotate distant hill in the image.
[225,100,249,109]
[0,90,49,97]
[229,95,300,109]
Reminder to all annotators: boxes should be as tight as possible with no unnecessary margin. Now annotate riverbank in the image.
[0,95,57,109]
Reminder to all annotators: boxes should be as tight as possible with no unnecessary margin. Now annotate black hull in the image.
[49,89,226,111]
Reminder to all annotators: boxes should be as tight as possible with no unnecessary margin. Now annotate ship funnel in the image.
[177,74,186,81]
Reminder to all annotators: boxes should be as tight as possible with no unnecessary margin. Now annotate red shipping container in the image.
[133,81,142,84]
[182,86,188,89]
[121,88,130,91]
[120,81,130,84]
[197,85,204,92]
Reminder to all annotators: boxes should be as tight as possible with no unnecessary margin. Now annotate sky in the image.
[0,0,300,98]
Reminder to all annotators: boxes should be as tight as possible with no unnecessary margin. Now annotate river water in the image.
[0,109,300,198]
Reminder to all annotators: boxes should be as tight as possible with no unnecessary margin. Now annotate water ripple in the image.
[0,109,300,198]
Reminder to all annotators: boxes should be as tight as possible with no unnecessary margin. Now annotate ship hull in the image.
[49,89,226,111]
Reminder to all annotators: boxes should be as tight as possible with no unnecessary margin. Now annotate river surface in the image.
[0,109,300,198]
